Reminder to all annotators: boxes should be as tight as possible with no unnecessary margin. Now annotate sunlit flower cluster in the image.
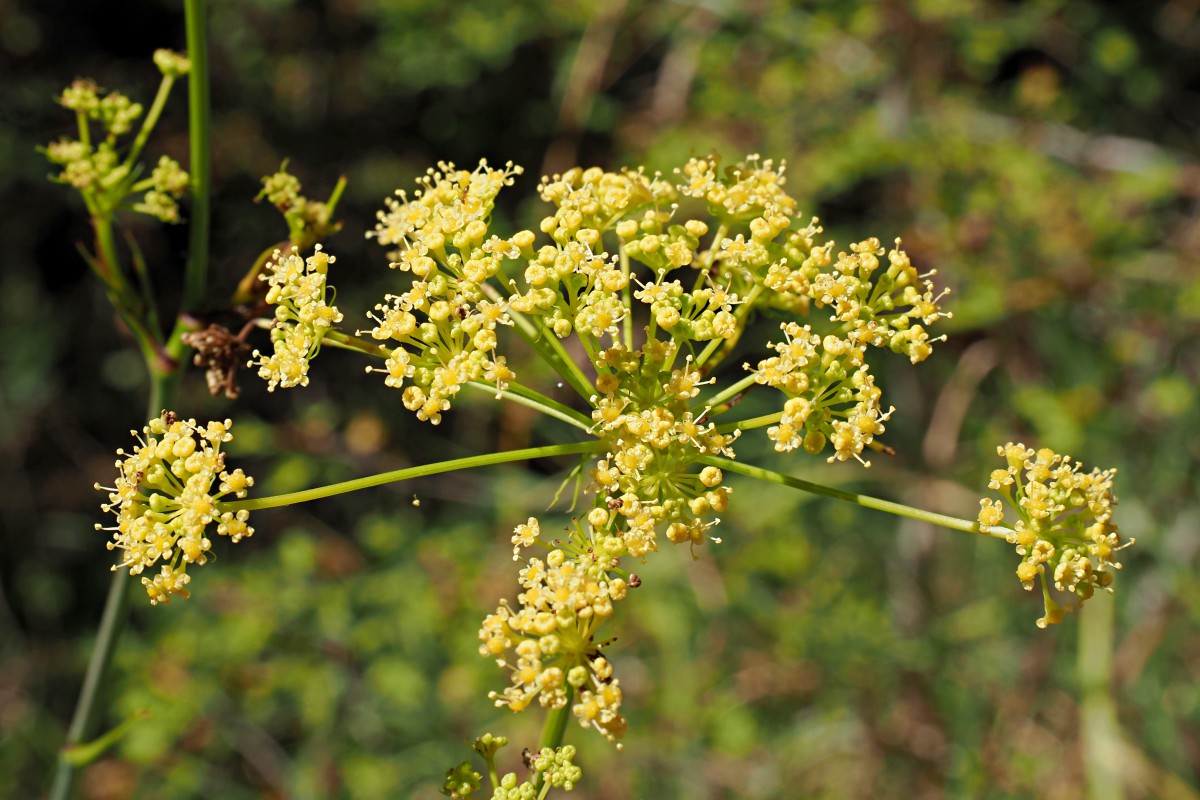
[363,160,526,423]
[590,341,735,557]
[480,518,629,744]
[252,245,343,391]
[95,413,253,605]
[979,442,1129,627]
[676,153,797,222]
[349,154,952,464]
[751,321,892,466]
[249,154,956,767]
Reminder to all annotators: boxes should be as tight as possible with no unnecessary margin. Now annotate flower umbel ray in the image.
[95,411,254,605]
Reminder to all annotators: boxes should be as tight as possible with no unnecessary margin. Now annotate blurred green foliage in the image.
[4,0,1200,797]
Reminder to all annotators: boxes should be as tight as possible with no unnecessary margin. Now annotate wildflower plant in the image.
[48,6,1133,797]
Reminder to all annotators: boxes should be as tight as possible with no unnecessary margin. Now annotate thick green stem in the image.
[179,0,210,327]
[534,687,575,794]
[538,692,573,751]
[619,243,634,349]
[50,7,211,797]
[703,456,1008,539]
[222,441,602,512]
[1079,593,1124,800]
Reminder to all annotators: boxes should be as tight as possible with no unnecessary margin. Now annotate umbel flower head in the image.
[481,517,630,745]
[96,412,254,605]
[364,160,525,424]
[251,245,343,390]
[978,442,1130,627]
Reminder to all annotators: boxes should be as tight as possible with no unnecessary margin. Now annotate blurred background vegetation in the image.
[3,0,1199,797]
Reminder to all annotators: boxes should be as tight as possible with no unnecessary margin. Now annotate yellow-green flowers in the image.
[44,52,192,223]
[481,518,629,744]
[252,245,343,391]
[590,340,735,555]
[979,443,1129,627]
[96,413,254,605]
[440,736,582,799]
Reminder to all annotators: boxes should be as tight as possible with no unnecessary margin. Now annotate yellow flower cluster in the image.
[58,79,144,136]
[590,340,735,556]
[747,238,949,465]
[480,518,629,744]
[131,155,190,223]
[807,238,949,364]
[538,165,675,244]
[978,443,1129,627]
[493,746,583,798]
[364,161,525,423]
[45,56,192,223]
[95,413,253,605]
[353,156,951,469]
[257,165,341,243]
[252,245,343,391]
[751,321,893,466]
[151,48,191,79]
[676,153,798,222]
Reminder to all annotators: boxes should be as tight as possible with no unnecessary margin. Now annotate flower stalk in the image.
[703,455,1007,539]
[221,441,601,513]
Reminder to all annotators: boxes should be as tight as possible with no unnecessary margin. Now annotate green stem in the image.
[51,8,211,796]
[534,686,575,794]
[76,110,91,150]
[48,573,132,800]
[232,241,288,305]
[526,319,596,401]
[464,381,594,434]
[698,371,757,413]
[180,0,210,320]
[323,328,390,358]
[92,219,163,370]
[619,243,634,349]
[318,329,596,433]
[324,175,348,216]
[716,411,780,433]
[701,223,728,272]
[1079,593,1124,800]
[222,441,602,513]
[478,282,594,401]
[124,232,162,341]
[123,74,175,172]
[538,691,573,751]
[90,215,124,293]
[696,281,758,371]
[703,456,1009,539]
[694,283,762,370]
